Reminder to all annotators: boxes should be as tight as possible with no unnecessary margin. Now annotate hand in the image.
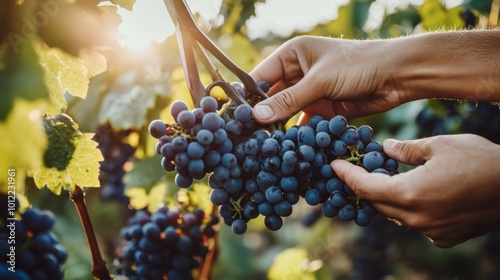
[249,36,402,124]
[331,134,500,248]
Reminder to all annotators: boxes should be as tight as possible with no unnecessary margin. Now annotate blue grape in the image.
[170,100,189,121]
[354,209,371,226]
[187,142,204,159]
[329,191,347,207]
[329,115,348,135]
[196,129,214,146]
[210,189,229,205]
[357,125,374,145]
[264,214,283,231]
[265,186,283,203]
[331,140,347,156]
[340,127,359,146]
[175,174,193,188]
[274,200,293,217]
[234,104,253,123]
[280,176,298,192]
[202,112,222,131]
[315,131,331,148]
[231,219,248,234]
[363,151,385,172]
[148,120,167,139]
[339,204,356,221]
[297,145,315,162]
[297,125,316,146]
[177,110,196,129]
[200,96,218,113]
[304,189,321,205]
[261,138,280,156]
[322,202,339,218]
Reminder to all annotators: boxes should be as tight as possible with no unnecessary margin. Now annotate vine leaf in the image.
[110,0,136,11]
[0,99,47,193]
[124,154,165,192]
[267,248,318,280]
[33,130,103,195]
[34,42,107,114]
[99,79,170,129]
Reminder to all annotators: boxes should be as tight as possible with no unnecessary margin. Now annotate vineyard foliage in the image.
[1,0,499,279]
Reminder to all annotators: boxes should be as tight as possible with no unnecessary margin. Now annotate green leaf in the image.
[0,41,49,121]
[0,99,47,192]
[98,85,159,130]
[419,0,464,31]
[124,154,165,192]
[268,248,318,280]
[110,0,136,11]
[35,42,107,114]
[33,132,103,195]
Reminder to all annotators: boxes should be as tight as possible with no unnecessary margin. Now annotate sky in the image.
[117,0,464,50]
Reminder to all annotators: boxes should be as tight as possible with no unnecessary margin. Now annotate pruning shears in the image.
[163,0,268,107]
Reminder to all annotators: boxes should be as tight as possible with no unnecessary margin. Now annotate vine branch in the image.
[70,185,112,280]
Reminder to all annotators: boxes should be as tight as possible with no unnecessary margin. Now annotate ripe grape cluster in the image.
[416,100,500,144]
[94,124,136,204]
[0,198,67,280]
[149,82,399,234]
[115,206,217,280]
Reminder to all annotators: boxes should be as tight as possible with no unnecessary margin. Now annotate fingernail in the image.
[383,139,399,149]
[253,104,274,120]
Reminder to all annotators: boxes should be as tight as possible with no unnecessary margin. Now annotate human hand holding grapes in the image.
[249,36,402,124]
[332,134,500,248]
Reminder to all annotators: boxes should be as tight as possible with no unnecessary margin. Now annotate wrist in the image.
[379,30,500,104]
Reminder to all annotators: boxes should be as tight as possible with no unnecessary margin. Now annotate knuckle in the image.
[275,89,297,112]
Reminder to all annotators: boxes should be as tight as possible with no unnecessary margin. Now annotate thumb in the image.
[383,138,431,166]
[252,76,321,124]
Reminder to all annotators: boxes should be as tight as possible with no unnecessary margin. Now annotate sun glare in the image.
[117,0,174,51]
[117,0,223,52]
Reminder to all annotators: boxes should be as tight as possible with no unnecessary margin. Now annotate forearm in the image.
[379,30,500,103]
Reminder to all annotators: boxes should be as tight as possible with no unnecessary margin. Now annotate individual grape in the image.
[330,191,348,207]
[210,189,229,205]
[274,200,293,217]
[187,142,205,159]
[243,202,259,219]
[297,125,316,146]
[212,128,228,145]
[258,202,274,216]
[261,138,280,157]
[202,112,222,132]
[203,150,221,167]
[329,115,348,136]
[297,145,315,162]
[148,119,167,139]
[177,110,196,129]
[234,104,253,123]
[322,202,339,218]
[340,127,359,146]
[316,131,331,148]
[354,209,371,226]
[265,186,283,203]
[264,214,283,231]
[366,141,383,153]
[357,125,374,145]
[196,129,214,146]
[339,204,356,221]
[257,80,270,93]
[225,119,243,137]
[330,140,347,156]
[363,151,385,172]
[304,189,321,206]
[175,174,193,188]
[231,219,248,235]
[280,176,298,192]
[170,100,189,121]
[200,96,218,113]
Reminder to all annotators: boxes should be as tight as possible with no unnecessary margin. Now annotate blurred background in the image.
[2,0,500,279]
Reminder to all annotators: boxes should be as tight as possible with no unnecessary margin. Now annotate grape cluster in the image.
[0,198,67,280]
[416,100,500,144]
[149,82,399,234]
[115,206,217,280]
[94,124,136,204]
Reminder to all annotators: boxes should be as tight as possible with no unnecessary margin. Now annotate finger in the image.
[252,73,323,124]
[249,47,291,89]
[382,138,432,166]
[331,159,401,203]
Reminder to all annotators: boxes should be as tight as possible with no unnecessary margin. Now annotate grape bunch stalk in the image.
[0,196,67,280]
[149,81,399,234]
[114,206,217,280]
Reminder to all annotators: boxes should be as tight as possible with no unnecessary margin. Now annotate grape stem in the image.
[70,185,112,280]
